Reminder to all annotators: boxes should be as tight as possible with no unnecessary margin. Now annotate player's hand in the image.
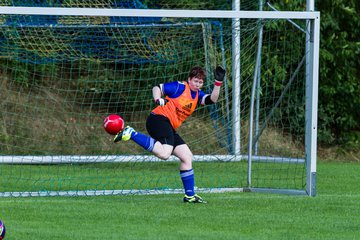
[214,66,226,82]
[155,98,168,106]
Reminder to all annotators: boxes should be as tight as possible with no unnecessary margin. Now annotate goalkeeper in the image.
[114,66,225,203]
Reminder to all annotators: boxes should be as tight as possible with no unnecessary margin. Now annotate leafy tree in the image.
[317,0,360,146]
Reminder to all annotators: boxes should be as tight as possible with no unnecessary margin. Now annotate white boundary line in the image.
[0,188,244,197]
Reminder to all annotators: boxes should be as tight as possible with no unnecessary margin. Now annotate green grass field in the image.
[0,161,359,240]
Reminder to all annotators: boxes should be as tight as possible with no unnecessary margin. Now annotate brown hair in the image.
[188,66,206,81]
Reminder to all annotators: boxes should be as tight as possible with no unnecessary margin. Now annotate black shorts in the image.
[146,113,185,147]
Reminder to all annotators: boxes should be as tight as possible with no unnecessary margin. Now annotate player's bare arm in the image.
[210,66,226,103]
[152,85,162,101]
[152,85,168,106]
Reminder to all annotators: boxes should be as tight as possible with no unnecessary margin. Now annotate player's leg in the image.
[172,144,193,171]
[172,138,207,203]
[114,126,174,159]
[113,126,156,152]
[114,114,174,159]
[151,142,173,160]
[173,144,195,196]
[146,114,176,160]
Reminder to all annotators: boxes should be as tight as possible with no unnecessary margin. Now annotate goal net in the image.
[0,1,319,197]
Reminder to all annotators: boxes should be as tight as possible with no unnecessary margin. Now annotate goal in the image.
[0,3,320,197]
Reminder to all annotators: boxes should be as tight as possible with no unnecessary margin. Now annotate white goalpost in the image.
[0,4,320,197]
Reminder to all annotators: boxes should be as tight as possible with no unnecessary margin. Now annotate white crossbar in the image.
[0,7,319,20]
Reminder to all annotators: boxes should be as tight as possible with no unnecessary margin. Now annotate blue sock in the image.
[131,131,155,152]
[180,169,195,196]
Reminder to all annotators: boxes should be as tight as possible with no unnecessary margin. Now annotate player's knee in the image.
[188,152,194,160]
[156,151,172,160]
[181,160,192,170]
[182,152,193,162]
[179,153,193,166]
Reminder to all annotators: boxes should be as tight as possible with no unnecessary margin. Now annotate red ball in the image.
[103,114,125,135]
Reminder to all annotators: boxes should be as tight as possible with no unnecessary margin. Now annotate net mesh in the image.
[0,1,310,196]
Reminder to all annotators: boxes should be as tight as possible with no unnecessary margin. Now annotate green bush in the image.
[317,0,360,146]
[269,0,360,147]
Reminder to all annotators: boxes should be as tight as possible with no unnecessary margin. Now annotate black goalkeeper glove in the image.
[214,66,225,86]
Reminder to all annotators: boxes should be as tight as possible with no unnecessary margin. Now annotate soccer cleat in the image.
[183,194,207,204]
[113,126,135,143]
